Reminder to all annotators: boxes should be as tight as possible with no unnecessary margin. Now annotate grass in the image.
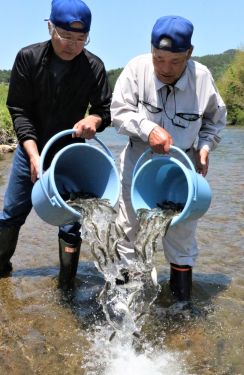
[0,83,16,144]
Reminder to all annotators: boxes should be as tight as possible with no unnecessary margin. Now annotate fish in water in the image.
[134,201,182,263]
[157,200,184,212]
[65,194,181,343]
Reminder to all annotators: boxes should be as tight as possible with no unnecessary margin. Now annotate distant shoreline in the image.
[0,125,243,155]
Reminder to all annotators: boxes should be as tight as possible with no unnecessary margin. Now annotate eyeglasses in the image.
[171,113,201,128]
[139,89,201,128]
[138,100,162,113]
[176,113,201,121]
[54,27,88,46]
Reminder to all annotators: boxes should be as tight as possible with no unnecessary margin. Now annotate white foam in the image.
[104,343,188,375]
[86,327,189,375]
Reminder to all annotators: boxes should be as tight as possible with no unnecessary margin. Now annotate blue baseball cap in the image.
[48,0,91,33]
[151,16,193,52]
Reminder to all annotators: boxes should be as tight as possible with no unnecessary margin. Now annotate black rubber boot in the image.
[58,238,81,291]
[0,226,20,277]
[170,263,192,302]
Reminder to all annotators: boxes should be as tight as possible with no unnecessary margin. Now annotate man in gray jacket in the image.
[111,15,226,302]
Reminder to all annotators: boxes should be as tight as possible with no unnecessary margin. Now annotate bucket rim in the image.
[131,154,195,225]
[49,142,120,210]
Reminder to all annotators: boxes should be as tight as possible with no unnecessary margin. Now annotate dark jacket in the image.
[7,40,112,162]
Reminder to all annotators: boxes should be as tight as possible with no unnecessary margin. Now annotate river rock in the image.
[0,144,17,154]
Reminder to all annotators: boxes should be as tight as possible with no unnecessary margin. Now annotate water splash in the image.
[66,194,160,334]
[104,346,188,375]
[66,194,188,374]
[66,195,182,336]
[84,324,189,375]
[134,204,182,264]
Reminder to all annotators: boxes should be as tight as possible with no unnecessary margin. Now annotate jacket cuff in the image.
[197,141,212,151]
[139,119,158,142]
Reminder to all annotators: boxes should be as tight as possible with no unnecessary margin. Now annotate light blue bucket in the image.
[131,146,212,226]
[31,129,120,226]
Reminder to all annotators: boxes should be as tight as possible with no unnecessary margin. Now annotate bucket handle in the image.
[133,146,198,201]
[38,129,114,208]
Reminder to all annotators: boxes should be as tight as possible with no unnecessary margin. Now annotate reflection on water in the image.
[0,127,243,374]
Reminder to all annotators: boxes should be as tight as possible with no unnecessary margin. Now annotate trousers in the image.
[116,140,198,266]
[0,145,81,245]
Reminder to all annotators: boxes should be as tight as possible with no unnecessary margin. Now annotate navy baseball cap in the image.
[47,0,91,33]
[151,16,193,52]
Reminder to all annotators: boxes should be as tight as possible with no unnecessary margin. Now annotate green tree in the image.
[107,68,123,91]
[217,50,244,125]
[0,70,11,84]
[193,49,236,81]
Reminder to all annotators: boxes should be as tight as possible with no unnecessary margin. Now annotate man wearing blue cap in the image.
[0,0,112,290]
[111,16,226,303]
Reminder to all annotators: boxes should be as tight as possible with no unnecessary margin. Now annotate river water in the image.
[0,127,243,375]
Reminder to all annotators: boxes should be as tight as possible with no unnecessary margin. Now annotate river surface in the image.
[0,127,243,375]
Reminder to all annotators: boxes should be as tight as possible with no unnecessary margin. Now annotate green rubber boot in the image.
[58,238,81,291]
[0,226,20,277]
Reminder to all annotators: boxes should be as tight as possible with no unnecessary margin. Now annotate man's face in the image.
[49,21,88,61]
[152,47,192,85]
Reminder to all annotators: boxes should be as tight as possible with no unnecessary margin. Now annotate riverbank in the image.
[0,125,242,153]
[0,143,17,156]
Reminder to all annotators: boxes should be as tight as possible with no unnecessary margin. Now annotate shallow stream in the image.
[0,127,243,374]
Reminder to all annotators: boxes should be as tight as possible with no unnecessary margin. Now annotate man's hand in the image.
[195,148,209,176]
[23,140,40,183]
[148,126,173,153]
[72,114,102,139]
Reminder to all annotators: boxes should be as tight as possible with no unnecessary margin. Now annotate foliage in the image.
[0,70,11,84]
[217,50,244,124]
[107,68,123,91]
[0,84,16,144]
[193,49,236,81]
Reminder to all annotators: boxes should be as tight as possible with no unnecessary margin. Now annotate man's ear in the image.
[187,46,194,59]
[48,21,54,36]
